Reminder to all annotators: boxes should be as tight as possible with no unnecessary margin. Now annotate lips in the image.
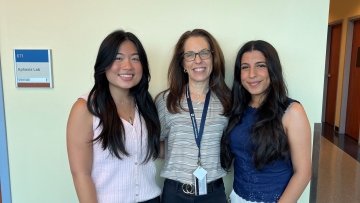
[117,73,134,80]
[247,81,261,87]
[192,67,206,72]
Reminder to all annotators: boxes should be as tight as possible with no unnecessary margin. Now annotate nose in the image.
[194,53,202,63]
[249,67,256,78]
[121,58,133,69]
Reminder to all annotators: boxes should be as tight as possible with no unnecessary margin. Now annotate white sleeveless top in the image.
[81,95,161,203]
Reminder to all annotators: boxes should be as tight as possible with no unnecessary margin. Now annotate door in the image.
[325,23,342,126]
[345,20,360,141]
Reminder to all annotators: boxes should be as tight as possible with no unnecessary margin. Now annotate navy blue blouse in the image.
[230,106,293,203]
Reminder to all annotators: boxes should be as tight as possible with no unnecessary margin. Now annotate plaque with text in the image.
[13,49,53,88]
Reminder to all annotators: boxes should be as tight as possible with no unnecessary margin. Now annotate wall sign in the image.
[13,49,53,88]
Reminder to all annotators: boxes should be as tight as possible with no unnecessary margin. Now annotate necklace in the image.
[116,97,135,125]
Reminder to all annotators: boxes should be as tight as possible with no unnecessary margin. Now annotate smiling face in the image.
[240,50,271,107]
[105,40,143,93]
[183,36,213,86]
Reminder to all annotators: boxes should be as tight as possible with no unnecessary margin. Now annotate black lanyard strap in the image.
[186,84,211,160]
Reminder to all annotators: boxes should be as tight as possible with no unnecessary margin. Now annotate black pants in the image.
[138,196,160,203]
[161,178,227,203]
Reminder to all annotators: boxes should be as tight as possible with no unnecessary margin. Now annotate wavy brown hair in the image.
[163,28,230,114]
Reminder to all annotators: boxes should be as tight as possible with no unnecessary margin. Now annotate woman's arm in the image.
[66,99,98,203]
[278,102,312,203]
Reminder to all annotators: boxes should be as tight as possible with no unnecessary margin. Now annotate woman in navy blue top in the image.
[221,40,311,203]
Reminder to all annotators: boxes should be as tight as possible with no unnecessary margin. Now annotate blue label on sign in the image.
[14,50,49,62]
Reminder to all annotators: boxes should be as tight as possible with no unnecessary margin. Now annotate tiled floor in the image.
[321,123,360,162]
[311,123,360,203]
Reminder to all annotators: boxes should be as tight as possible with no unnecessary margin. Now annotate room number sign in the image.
[13,49,53,88]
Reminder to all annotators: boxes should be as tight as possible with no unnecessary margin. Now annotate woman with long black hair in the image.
[67,30,161,203]
[221,40,311,203]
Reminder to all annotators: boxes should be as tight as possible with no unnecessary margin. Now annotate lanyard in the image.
[186,84,211,163]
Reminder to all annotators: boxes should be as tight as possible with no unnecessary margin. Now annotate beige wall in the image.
[328,0,360,127]
[0,0,329,202]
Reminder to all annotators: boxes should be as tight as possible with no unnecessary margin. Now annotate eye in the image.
[131,55,140,62]
[256,63,267,68]
[184,52,195,59]
[240,64,249,70]
[115,55,124,61]
[199,49,211,58]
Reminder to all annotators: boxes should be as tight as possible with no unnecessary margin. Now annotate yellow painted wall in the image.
[0,0,329,202]
[328,0,360,127]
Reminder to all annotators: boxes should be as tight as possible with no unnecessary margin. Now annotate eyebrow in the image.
[116,52,139,56]
[240,61,266,65]
[184,48,210,53]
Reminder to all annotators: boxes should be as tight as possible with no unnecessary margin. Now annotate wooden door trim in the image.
[339,18,357,134]
[322,25,332,122]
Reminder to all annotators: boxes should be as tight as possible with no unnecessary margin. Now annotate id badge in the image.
[193,166,207,195]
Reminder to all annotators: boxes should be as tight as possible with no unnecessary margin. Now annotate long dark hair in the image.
[221,40,289,170]
[87,30,160,163]
[165,28,230,114]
